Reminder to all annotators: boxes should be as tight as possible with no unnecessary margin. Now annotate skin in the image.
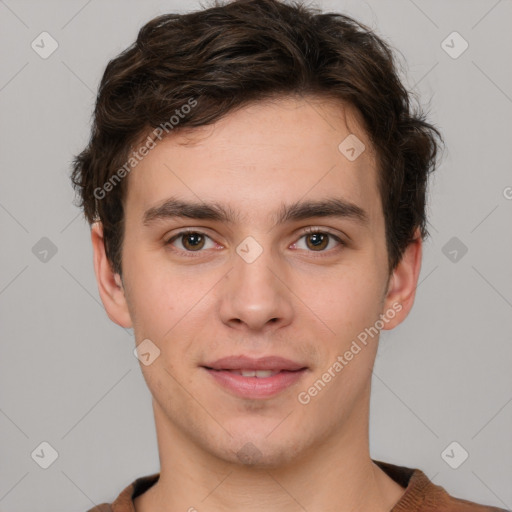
[91,95,422,512]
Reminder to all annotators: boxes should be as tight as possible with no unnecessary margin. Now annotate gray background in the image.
[1,0,511,510]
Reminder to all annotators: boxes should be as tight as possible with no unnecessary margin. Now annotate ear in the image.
[91,221,133,328]
[381,227,423,330]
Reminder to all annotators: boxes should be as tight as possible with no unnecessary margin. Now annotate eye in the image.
[165,229,217,253]
[292,228,344,253]
[164,227,345,256]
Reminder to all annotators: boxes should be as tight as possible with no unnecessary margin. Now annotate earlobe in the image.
[381,227,423,331]
[91,222,133,328]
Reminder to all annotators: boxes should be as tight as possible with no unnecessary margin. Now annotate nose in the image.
[218,241,294,332]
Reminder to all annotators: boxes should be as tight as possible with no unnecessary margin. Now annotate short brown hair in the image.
[71,0,443,276]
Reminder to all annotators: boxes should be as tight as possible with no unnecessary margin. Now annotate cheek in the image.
[124,256,214,367]
[295,265,383,339]
[123,255,181,338]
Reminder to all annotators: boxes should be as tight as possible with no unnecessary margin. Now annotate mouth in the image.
[202,355,307,372]
[201,365,308,399]
[204,368,300,377]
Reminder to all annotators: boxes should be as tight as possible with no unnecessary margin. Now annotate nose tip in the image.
[218,255,294,332]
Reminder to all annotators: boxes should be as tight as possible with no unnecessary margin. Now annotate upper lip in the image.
[202,355,307,371]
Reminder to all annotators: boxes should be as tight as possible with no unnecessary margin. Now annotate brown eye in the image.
[293,229,344,253]
[305,232,329,251]
[181,232,205,251]
[166,231,214,252]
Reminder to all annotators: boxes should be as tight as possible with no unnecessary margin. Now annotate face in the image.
[92,95,421,469]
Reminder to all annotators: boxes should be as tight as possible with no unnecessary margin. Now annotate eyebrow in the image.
[142,196,369,229]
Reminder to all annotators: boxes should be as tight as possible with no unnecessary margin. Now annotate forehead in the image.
[124,95,382,228]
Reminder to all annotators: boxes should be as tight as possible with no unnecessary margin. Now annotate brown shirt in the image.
[86,459,509,512]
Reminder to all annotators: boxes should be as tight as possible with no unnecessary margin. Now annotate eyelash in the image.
[164,227,345,258]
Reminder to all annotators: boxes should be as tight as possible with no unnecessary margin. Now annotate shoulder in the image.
[424,491,509,511]
[408,470,509,511]
[373,459,509,512]
[82,472,160,512]
[424,480,509,512]
[85,505,112,512]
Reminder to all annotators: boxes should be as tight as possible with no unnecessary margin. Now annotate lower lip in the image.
[203,368,307,399]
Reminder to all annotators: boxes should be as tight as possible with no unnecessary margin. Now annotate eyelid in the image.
[300,226,344,239]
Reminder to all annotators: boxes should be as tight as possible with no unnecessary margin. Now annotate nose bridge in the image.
[218,235,293,331]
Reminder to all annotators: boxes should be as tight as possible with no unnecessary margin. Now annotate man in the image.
[71,0,507,510]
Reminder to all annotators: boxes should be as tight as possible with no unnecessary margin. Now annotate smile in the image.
[202,367,308,399]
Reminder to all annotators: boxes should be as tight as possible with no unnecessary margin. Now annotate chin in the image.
[210,432,304,470]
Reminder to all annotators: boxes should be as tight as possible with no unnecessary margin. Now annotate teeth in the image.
[228,369,281,378]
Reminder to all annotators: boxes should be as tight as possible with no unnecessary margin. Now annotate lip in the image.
[201,355,308,400]
[203,367,308,399]
[202,355,306,371]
